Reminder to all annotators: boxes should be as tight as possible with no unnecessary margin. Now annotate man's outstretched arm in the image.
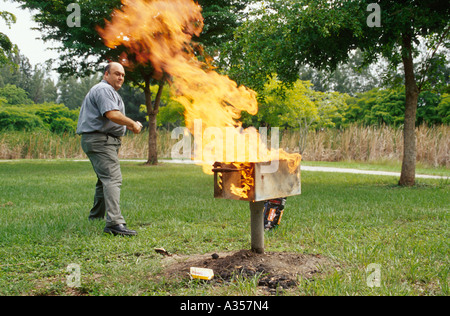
[105,110,142,134]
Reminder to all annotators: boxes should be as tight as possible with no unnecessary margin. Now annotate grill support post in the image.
[249,201,265,254]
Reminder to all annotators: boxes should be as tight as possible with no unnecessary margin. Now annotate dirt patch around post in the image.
[161,249,330,292]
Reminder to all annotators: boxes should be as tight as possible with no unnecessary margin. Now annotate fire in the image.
[97,0,301,195]
[97,0,205,78]
[230,163,254,199]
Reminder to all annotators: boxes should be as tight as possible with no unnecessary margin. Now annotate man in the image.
[77,62,142,236]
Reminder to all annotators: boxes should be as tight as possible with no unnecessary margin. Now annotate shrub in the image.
[437,94,450,124]
[33,103,79,133]
[0,84,33,105]
[0,103,78,134]
[0,107,45,131]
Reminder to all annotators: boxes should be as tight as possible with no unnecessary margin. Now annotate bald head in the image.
[104,62,125,91]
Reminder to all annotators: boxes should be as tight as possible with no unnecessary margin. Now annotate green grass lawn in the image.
[0,160,448,296]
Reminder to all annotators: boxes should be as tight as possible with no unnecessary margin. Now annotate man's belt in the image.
[83,131,122,139]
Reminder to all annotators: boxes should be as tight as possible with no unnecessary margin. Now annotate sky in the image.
[0,1,60,77]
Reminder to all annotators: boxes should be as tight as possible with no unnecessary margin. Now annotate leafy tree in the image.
[117,83,147,122]
[57,74,102,110]
[0,50,57,103]
[0,51,33,91]
[150,84,185,129]
[157,101,185,129]
[0,84,33,105]
[0,10,16,65]
[28,65,58,104]
[437,93,450,124]
[195,0,253,54]
[346,88,405,126]
[299,50,385,95]
[346,88,448,126]
[41,77,58,104]
[416,91,441,125]
[240,76,349,129]
[227,0,450,186]
[138,84,186,129]
[220,10,281,92]
[260,78,318,128]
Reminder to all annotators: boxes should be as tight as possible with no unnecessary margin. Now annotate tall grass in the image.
[282,124,449,168]
[0,130,175,160]
[0,124,448,167]
[0,130,84,159]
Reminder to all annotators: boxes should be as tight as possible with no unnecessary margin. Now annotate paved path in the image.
[158,159,449,180]
[1,159,448,180]
[300,166,448,180]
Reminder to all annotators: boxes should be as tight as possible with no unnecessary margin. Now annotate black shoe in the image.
[104,224,137,236]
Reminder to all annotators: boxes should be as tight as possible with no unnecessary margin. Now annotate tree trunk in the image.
[144,77,165,165]
[399,34,419,186]
[147,112,158,165]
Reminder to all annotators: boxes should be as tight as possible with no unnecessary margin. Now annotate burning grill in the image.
[213,160,301,202]
[212,160,301,253]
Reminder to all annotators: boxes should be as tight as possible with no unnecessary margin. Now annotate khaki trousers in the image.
[81,133,126,227]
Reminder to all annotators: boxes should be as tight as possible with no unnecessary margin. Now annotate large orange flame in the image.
[97,0,301,181]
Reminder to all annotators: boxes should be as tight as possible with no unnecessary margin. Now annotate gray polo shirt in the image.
[76,80,127,137]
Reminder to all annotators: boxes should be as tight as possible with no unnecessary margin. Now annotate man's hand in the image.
[105,110,142,134]
[127,121,143,134]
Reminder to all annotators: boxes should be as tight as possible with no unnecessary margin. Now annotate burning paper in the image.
[97,0,301,196]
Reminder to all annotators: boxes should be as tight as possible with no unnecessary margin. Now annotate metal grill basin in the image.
[213,160,301,202]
